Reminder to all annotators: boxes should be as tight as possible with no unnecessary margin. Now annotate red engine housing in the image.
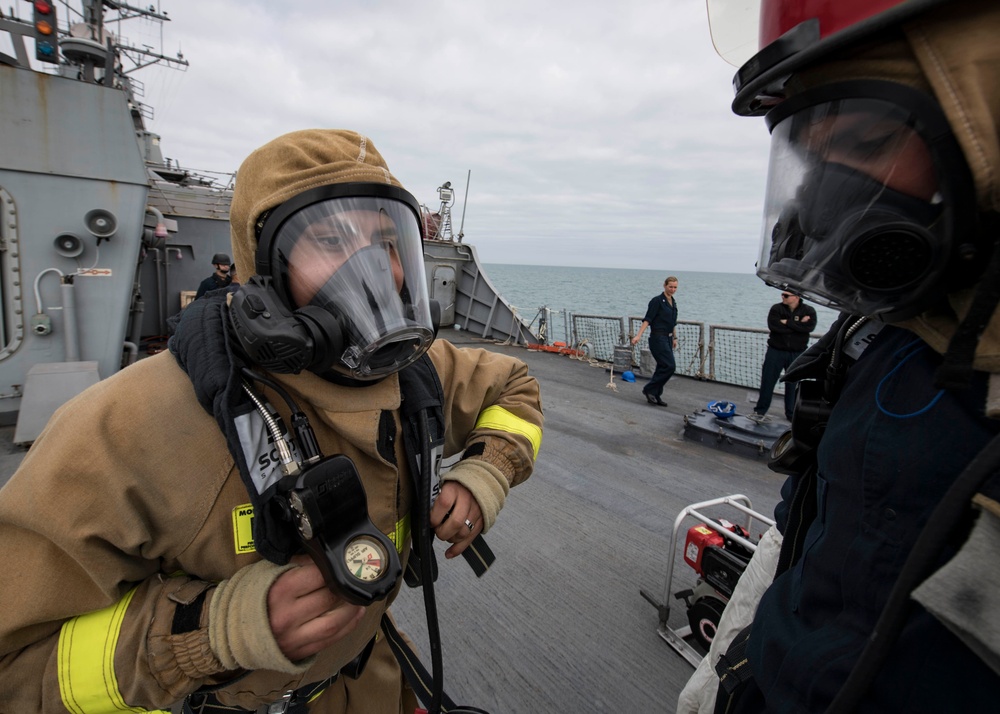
[683,519,753,575]
[683,525,724,575]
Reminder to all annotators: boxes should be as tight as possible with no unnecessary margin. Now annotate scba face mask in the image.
[250,183,435,380]
[758,81,983,321]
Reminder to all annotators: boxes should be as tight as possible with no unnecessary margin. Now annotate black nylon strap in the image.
[380,613,458,713]
[935,228,1000,391]
[398,355,496,580]
[168,292,296,564]
[461,535,495,577]
[170,590,208,635]
[715,624,755,696]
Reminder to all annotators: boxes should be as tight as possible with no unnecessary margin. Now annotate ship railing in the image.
[705,324,768,388]
[572,313,629,359]
[523,307,819,390]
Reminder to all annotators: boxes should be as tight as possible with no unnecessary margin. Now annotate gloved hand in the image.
[208,556,366,673]
[441,458,509,534]
[431,480,484,559]
[208,558,310,674]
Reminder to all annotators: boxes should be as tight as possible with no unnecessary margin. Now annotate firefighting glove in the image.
[442,458,509,532]
[208,558,315,674]
[913,502,1000,676]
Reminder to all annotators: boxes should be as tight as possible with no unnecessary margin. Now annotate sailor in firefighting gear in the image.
[679,1,1000,712]
[0,129,543,713]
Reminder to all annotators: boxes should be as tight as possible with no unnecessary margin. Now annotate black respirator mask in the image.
[229,183,437,379]
[758,81,985,321]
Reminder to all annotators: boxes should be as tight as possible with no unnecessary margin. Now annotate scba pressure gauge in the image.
[345,535,390,582]
[285,454,402,605]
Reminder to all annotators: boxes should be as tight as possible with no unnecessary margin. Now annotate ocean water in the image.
[482,264,839,336]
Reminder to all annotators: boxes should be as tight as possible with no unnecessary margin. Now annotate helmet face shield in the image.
[708,0,914,68]
[757,82,978,320]
[264,189,434,380]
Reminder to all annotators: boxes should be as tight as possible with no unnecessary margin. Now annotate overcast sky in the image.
[123,0,772,274]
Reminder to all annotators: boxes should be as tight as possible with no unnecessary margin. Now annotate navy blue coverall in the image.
[640,293,678,401]
[754,300,817,419]
[736,325,1000,713]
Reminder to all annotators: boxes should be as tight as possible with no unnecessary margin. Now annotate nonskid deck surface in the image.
[390,329,784,713]
[0,329,784,713]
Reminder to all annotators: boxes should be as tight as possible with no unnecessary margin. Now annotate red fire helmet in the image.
[706,0,949,115]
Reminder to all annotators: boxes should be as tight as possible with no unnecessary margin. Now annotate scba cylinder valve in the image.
[31,314,52,336]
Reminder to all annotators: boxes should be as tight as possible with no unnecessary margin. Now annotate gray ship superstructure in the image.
[0,0,232,441]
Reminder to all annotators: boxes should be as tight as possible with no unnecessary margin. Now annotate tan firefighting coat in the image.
[0,336,542,711]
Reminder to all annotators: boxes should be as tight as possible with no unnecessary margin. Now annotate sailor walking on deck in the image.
[632,276,679,406]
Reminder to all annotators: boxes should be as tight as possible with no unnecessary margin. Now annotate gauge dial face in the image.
[344,535,389,582]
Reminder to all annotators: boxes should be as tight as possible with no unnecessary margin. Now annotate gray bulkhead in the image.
[0,63,149,424]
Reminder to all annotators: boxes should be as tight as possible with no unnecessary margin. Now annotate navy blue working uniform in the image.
[739,325,1000,713]
[641,292,678,402]
[195,272,232,299]
[753,297,817,420]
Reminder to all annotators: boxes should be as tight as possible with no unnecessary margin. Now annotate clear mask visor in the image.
[758,96,950,318]
[706,0,763,67]
[273,196,434,379]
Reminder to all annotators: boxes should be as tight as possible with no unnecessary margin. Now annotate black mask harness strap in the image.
[935,223,1000,390]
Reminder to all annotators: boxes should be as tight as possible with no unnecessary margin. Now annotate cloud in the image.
[135,0,772,273]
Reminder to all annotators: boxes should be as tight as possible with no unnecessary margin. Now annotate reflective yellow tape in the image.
[389,514,410,553]
[58,587,163,713]
[474,405,542,459]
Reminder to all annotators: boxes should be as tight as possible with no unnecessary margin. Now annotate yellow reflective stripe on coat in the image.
[389,514,410,553]
[58,586,166,713]
[474,405,542,459]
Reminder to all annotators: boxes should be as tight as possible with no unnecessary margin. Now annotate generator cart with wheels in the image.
[640,495,775,667]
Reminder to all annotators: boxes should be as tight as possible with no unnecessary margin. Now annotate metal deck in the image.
[390,329,784,713]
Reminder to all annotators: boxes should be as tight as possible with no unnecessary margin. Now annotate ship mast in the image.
[97,1,187,73]
[67,1,187,78]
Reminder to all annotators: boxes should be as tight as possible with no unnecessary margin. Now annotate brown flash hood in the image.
[228,129,404,283]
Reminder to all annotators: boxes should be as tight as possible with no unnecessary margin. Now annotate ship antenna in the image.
[457,169,471,243]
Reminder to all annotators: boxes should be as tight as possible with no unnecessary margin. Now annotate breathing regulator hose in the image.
[416,410,490,714]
